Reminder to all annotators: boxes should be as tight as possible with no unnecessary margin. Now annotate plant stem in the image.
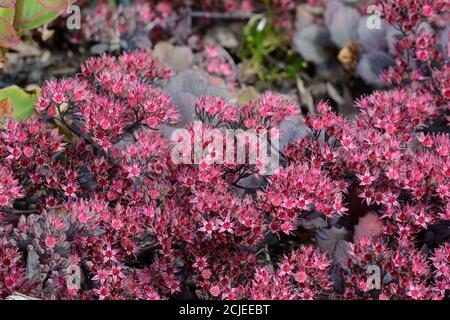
[13,0,25,31]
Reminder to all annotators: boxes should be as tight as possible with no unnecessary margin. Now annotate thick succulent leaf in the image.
[324,0,343,26]
[0,0,16,7]
[0,3,16,46]
[0,85,37,120]
[0,15,19,48]
[325,0,361,48]
[357,16,387,52]
[416,21,434,34]
[0,96,13,118]
[36,0,68,11]
[384,24,403,55]
[164,70,231,100]
[333,240,352,270]
[279,116,309,151]
[440,25,450,59]
[153,42,194,73]
[161,70,231,138]
[234,175,265,194]
[316,226,348,255]
[293,24,332,64]
[0,5,13,21]
[19,0,68,31]
[26,249,40,280]
[356,51,394,85]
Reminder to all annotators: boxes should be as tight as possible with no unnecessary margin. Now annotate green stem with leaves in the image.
[12,0,24,30]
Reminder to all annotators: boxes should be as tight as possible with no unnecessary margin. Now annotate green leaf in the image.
[0,1,68,47]
[36,0,68,11]
[0,85,37,120]
[0,5,18,48]
[0,5,14,21]
[19,0,68,31]
[0,15,19,47]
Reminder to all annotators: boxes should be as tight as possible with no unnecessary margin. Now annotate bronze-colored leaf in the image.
[0,16,19,48]
[0,0,15,7]
[338,42,359,70]
[0,97,14,118]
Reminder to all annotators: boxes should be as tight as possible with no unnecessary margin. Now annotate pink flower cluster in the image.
[195,92,298,129]
[339,238,448,300]
[0,231,28,299]
[81,1,163,46]
[258,162,347,234]
[203,46,237,89]
[0,119,65,203]
[381,0,450,109]
[0,166,22,209]
[382,0,449,33]
[289,89,449,242]
[248,246,332,300]
[37,50,178,151]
